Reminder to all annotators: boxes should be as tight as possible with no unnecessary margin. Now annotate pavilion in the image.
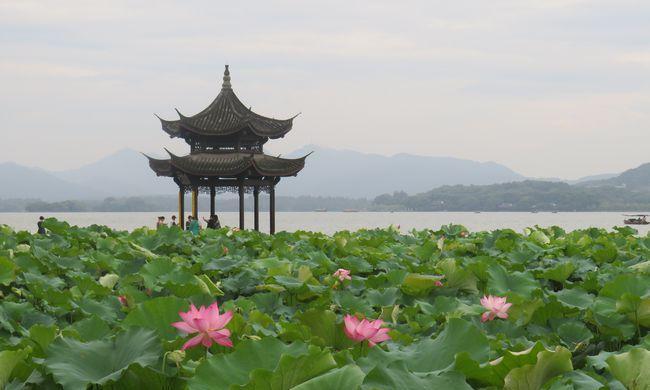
[146,65,308,233]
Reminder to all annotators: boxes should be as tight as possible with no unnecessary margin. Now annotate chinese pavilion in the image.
[146,65,308,233]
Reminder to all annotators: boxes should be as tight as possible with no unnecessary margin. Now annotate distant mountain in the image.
[577,163,650,191]
[373,180,650,212]
[280,145,524,198]
[569,172,619,185]
[52,149,175,198]
[0,162,99,201]
[2,146,525,200]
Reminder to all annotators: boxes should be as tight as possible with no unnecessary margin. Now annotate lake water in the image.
[1,212,648,236]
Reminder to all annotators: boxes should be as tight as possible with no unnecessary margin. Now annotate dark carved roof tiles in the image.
[158,65,295,139]
[145,151,308,178]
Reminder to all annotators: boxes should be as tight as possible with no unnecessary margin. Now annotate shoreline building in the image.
[146,65,308,233]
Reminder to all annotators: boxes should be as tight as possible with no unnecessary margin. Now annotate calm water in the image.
[1,212,648,236]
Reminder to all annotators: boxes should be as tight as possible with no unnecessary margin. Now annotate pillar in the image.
[178,186,185,230]
[210,186,216,216]
[238,182,245,230]
[191,187,198,219]
[270,185,276,234]
[253,186,260,231]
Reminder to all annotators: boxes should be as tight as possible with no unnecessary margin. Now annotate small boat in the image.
[343,209,359,213]
[623,214,649,225]
[314,208,327,212]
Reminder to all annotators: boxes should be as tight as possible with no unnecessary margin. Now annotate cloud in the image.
[0,0,648,178]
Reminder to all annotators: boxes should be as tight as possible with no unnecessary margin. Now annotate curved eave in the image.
[156,116,181,138]
[251,153,309,176]
[176,116,293,139]
[160,151,309,178]
[144,153,174,176]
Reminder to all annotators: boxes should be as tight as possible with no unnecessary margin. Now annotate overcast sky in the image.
[1,0,648,179]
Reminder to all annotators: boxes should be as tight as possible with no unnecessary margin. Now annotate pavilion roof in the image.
[145,151,309,178]
[157,65,297,139]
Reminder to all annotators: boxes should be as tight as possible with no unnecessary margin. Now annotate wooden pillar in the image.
[238,182,245,230]
[191,187,198,219]
[178,186,185,230]
[253,186,260,231]
[270,185,276,235]
[210,186,216,216]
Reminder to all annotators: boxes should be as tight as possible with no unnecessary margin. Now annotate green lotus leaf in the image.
[99,273,119,289]
[0,256,16,286]
[246,345,337,389]
[44,328,161,390]
[487,264,540,298]
[529,231,551,246]
[540,261,576,283]
[543,370,605,390]
[295,309,354,349]
[401,273,444,296]
[65,315,111,341]
[552,288,594,310]
[362,360,472,389]
[556,321,593,349]
[606,348,650,390]
[455,341,548,387]
[123,296,189,341]
[291,365,365,390]
[503,346,573,390]
[0,348,29,388]
[188,338,307,390]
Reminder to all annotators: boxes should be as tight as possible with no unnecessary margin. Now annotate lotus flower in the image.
[343,315,391,347]
[434,280,444,287]
[171,302,233,350]
[480,295,512,322]
[333,268,352,281]
[118,295,128,307]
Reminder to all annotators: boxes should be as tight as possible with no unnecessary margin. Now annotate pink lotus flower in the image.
[480,295,512,322]
[343,315,391,347]
[434,280,443,287]
[171,302,233,350]
[333,268,352,281]
[118,295,128,307]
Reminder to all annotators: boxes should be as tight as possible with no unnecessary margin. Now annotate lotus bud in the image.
[167,350,186,364]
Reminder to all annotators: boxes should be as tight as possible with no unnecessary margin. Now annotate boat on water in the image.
[314,208,327,212]
[623,214,649,225]
[343,209,359,213]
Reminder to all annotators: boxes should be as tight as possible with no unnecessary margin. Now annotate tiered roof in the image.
[148,66,308,182]
[146,151,308,178]
[157,65,296,140]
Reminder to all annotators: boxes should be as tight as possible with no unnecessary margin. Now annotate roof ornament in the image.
[222,64,232,90]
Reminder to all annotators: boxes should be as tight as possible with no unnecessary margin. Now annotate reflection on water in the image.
[1,212,648,236]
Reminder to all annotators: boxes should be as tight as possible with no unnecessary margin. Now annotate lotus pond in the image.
[0,219,649,389]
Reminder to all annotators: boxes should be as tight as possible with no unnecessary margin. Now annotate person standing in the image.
[188,216,200,235]
[203,214,221,229]
[37,216,46,235]
[170,215,177,227]
[156,216,166,229]
[186,215,192,231]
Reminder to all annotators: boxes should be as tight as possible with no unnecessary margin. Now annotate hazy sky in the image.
[1,0,649,179]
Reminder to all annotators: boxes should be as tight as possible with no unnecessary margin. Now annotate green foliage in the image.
[0,219,648,388]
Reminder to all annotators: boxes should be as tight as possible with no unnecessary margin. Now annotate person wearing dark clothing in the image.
[186,216,192,231]
[203,214,222,229]
[37,216,46,235]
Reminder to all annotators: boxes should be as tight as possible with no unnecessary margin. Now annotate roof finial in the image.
[222,64,231,89]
